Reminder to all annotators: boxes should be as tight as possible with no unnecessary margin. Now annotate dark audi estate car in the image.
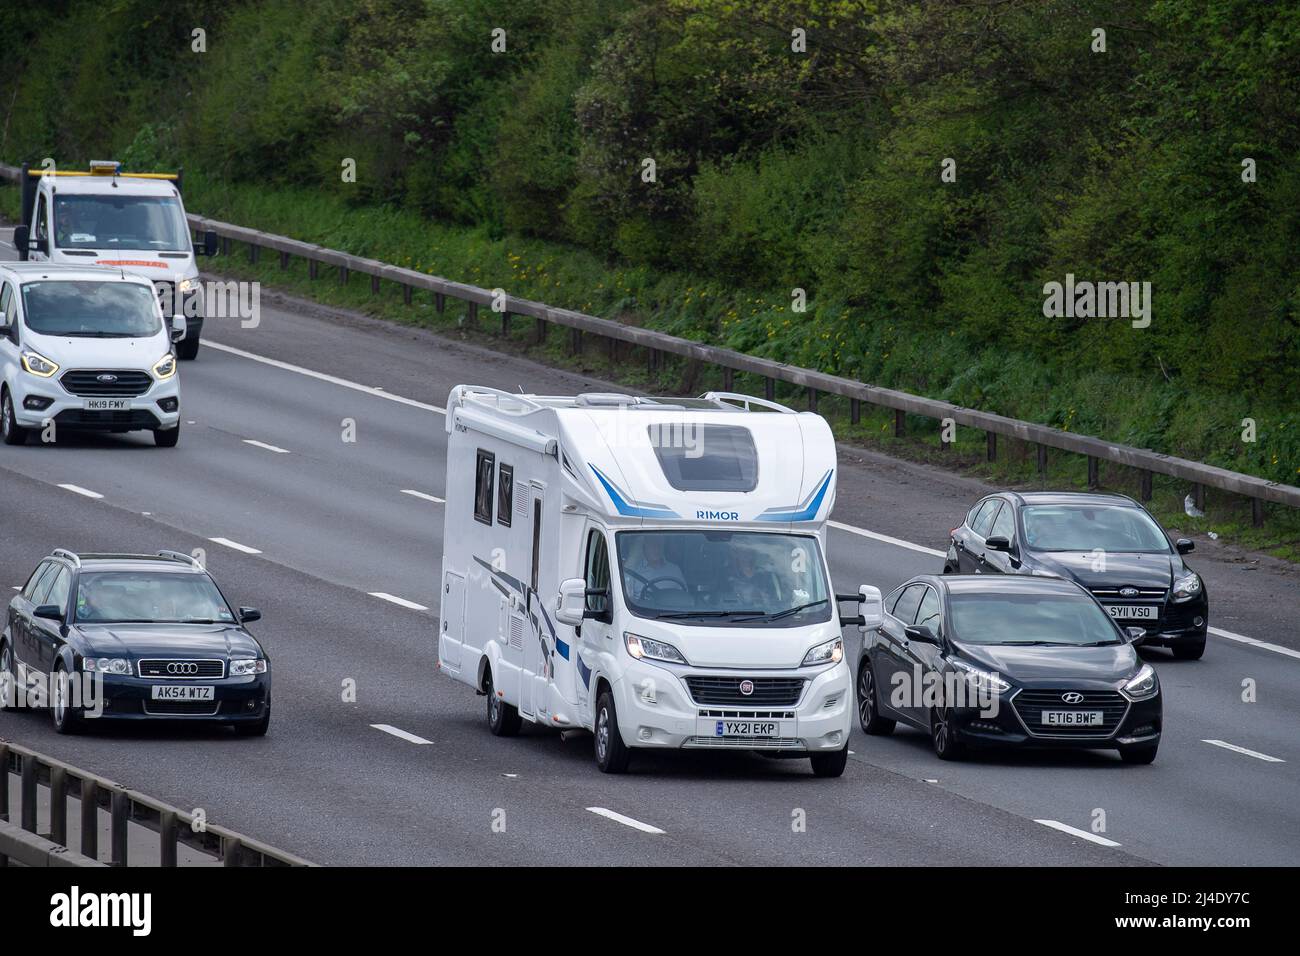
[1,550,270,734]
[856,574,1162,763]
[945,492,1208,660]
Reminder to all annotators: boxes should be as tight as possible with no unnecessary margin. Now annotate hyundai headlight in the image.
[801,636,843,667]
[1171,571,1202,602]
[1122,663,1159,700]
[229,658,267,677]
[21,350,59,377]
[950,658,1012,693]
[624,633,687,665]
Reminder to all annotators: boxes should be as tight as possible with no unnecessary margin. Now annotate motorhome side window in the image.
[584,531,611,615]
[473,449,495,525]
[497,464,513,527]
[650,424,758,492]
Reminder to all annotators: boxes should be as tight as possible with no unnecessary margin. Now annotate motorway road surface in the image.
[1,227,1297,866]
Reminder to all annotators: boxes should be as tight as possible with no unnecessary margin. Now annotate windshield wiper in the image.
[733,599,829,623]
[997,640,1072,646]
[60,331,137,338]
[653,610,765,620]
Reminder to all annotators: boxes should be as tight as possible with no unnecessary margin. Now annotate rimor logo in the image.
[696,510,739,521]
[49,886,151,937]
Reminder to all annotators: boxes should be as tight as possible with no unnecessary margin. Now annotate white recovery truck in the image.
[13,161,217,360]
[437,386,882,775]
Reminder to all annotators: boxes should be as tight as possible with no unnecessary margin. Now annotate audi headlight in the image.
[1122,663,1159,700]
[153,352,177,380]
[801,636,843,667]
[950,658,1012,693]
[21,350,59,377]
[624,633,687,665]
[229,658,267,677]
[1171,571,1202,602]
[84,657,132,676]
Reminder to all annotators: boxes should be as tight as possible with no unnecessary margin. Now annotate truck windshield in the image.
[53,194,190,252]
[22,281,161,337]
[616,530,832,626]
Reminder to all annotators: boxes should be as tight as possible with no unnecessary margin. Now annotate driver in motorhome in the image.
[625,536,686,600]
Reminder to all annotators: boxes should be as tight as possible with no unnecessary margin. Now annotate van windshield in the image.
[53,194,189,252]
[615,530,832,627]
[22,281,161,337]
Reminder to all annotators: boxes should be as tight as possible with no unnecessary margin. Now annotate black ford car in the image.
[856,574,1162,763]
[944,491,1208,660]
[1,550,269,734]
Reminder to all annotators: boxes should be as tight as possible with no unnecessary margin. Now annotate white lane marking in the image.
[370,724,432,745]
[243,439,291,454]
[204,340,445,415]
[1201,739,1285,763]
[1209,626,1300,662]
[369,591,429,611]
[829,520,946,558]
[400,489,445,504]
[57,483,103,500]
[586,807,665,835]
[209,536,262,555]
[1034,819,1121,848]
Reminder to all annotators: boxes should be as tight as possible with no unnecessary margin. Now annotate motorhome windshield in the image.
[22,281,161,337]
[616,530,832,627]
[53,194,189,252]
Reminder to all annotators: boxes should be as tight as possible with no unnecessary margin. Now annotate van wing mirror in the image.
[554,578,586,627]
[12,225,31,261]
[197,230,218,257]
[859,584,883,630]
[171,315,187,342]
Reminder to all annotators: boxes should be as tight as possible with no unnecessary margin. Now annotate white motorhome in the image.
[438,386,882,776]
[14,161,217,360]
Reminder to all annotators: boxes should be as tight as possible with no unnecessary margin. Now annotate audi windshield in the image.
[615,530,832,627]
[73,572,237,625]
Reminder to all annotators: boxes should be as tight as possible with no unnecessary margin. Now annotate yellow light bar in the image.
[26,169,178,181]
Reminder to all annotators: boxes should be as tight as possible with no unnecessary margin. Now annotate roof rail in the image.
[450,384,544,416]
[157,550,204,569]
[51,549,81,567]
[699,391,797,414]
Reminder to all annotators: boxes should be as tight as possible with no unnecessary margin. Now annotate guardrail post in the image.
[1252,497,1264,528]
[110,790,128,866]
[723,367,734,391]
[339,266,349,285]
[435,293,446,314]
[309,260,319,280]
[370,275,380,295]
[647,347,658,371]
[20,756,37,832]
[403,285,412,306]
[986,431,996,462]
[159,810,178,867]
[570,328,582,356]
[764,378,775,401]
[279,251,289,270]
[535,318,547,345]
[80,780,98,859]
[249,244,260,265]
[606,336,617,367]
[893,409,905,438]
[1193,483,1205,512]
[1139,470,1152,502]
[850,399,860,425]
[49,767,67,846]
[224,837,243,867]
[1087,456,1099,489]
[466,302,478,326]
[501,312,512,337]
[1036,444,1047,477]
[220,237,231,257]
[808,388,818,412]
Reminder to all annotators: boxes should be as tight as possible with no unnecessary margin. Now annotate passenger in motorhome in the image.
[624,535,686,599]
[730,546,779,607]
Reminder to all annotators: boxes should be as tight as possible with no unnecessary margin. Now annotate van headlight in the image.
[1122,663,1159,700]
[1171,571,1202,602]
[21,350,59,377]
[801,636,843,667]
[229,658,267,676]
[178,276,201,293]
[153,352,177,380]
[624,633,688,665]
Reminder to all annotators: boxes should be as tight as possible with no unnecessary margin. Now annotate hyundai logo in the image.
[1062,692,1085,704]
[1119,587,1139,597]
[96,374,119,384]
[166,662,199,675]
[739,679,754,696]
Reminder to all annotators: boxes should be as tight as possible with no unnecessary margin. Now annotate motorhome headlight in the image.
[1122,663,1159,700]
[1171,571,1202,602]
[84,657,132,676]
[229,658,267,677]
[152,352,177,380]
[949,658,1012,694]
[21,350,59,378]
[624,632,687,665]
[801,636,843,667]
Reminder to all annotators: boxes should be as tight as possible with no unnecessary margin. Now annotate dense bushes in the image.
[1,0,1297,481]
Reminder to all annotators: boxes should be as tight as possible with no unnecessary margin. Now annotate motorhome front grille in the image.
[684,736,805,751]
[684,676,805,707]
[60,369,153,397]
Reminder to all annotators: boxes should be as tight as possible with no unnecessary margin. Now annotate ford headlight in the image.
[624,633,687,665]
[229,658,267,677]
[153,352,177,380]
[801,636,843,667]
[1122,663,1159,700]
[178,276,201,294]
[1171,571,1202,602]
[84,657,132,676]
[21,350,59,377]
[950,658,1012,693]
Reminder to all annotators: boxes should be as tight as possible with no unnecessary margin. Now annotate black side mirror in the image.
[985,535,1012,553]
[34,604,63,621]
[1125,626,1146,643]
[238,606,262,624]
[1175,539,1194,555]
[197,230,218,257]
[904,624,940,646]
[13,225,31,261]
